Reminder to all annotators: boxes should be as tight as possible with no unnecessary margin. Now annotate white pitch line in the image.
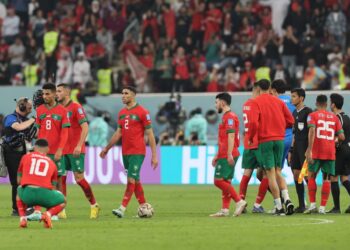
[268,218,334,227]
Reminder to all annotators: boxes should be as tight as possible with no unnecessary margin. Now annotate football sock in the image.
[61,175,67,196]
[308,178,317,203]
[77,178,96,205]
[255,177,269,205]
[274,198,282,210]
[48,205,64,216]
[331,181,340,209]
[239,175,250,200]
[121,182,135,207]
[222,190,231,209]
[214,179,240,203]
[295,180,305,208]
[321,181,331,207]
[16,199,27,217]
[342,180,350,195]
[34,206,41,212]
[134,182,146,204]
[281,189,290,202]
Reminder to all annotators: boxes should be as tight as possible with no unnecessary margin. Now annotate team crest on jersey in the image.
[146,114,151,121]
[298,122,304,131]
[78,108,83,114]
[228,119,234,126]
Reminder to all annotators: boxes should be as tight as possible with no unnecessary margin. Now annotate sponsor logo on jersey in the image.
[298,122,304,131]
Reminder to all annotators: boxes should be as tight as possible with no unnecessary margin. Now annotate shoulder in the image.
[305,106,313,114]
[137,105,149,114]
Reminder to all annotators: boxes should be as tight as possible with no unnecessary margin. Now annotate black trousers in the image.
[3,146,25,211]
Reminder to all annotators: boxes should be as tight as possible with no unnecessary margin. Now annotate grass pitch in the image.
[0,184,349,250]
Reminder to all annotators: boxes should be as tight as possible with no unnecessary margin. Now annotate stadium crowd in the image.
[0,0,349,94]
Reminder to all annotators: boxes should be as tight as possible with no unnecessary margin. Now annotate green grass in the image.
[0,184,349,250]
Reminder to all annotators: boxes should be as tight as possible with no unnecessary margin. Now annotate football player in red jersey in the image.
[100,86,158,218]
[16,139,66,229]
[304,95,344,214]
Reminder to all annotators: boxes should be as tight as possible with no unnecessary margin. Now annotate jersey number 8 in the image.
[316,120,335,141]
[46,120,52,130]
[30,158,49,176]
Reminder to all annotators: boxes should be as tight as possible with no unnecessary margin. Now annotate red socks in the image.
[214,179,240,203]
[16,199,27,217]
[321,181,331,206]
[239,175,250,200]
[61,176,67,197]
[255,177,269,204]
[77,178,96,205]
[48,204,64,216]
[134,182,146,204]
[308,178,317,203]
[122,182,135,207]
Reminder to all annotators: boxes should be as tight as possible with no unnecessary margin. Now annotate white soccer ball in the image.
[138,203,154,218]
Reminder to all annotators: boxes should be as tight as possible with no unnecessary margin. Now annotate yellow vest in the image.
[24,64,39,87]
[256,67,271,81]
[71,89,80,103]
[97,69,112,95]
[339,64,346,89]
[44,31,59,54]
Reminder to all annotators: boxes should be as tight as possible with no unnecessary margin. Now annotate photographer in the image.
[2,98,35,216]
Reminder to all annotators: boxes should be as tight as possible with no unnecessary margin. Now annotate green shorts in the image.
[64,154,85,173]
[18,186,65,208]
[242,149,261,169]
[308,160,335,175]
[258,140,284,170]
[214,157,239,180]
[123,155,145,181]
[48,154,66,176]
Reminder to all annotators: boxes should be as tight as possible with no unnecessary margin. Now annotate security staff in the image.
[2,98,35,216]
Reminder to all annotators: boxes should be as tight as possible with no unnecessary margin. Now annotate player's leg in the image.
[130,155,146,205]
[16,186,28,228]
[304,160,320,213]
[318,161,334,214]
[291,146,306,212]
[69,154,99,218]
[252,169,269,213]
[240,149,255,200]
[341,174,350,213]
[328,175,340,213]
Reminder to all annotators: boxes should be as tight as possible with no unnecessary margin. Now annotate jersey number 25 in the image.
[316,120,335,141]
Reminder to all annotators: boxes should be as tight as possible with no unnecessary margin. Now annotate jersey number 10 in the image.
[30,158,49,176]
[316,120,335,141]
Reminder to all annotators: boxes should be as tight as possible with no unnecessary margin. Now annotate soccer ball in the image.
[138,203,154,218]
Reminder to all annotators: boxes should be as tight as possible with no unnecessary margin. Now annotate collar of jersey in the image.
[64,100,72,108]
[126,103,139,111]
[45,102,58,110]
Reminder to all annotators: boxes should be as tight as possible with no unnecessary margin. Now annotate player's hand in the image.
[151,156,158,169]
[212,156,218,167]
[227,154,235,166]
[54,149,63,161]
[305,150,314,165]
[73,146,82,158]
[99,148,109,159]
[287,152,292,166]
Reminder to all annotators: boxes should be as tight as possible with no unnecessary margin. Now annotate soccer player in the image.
[289,88,312,213]
[304,95,344,214]
[328,93,350,213]
[210,92,247,217]
[248,79,295,215]
[99,86,158,218]
[16,139,66,229]
[56,83,100,219]
[240,83,269,213]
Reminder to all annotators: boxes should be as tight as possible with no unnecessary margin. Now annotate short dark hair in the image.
[35,139,49,147]
[271,79,286,94]
[316,94,327,105]
[291,88,306,99]
[57,83,71,89]
[42,83,56,92]
[257,79,270,90]
[330,93,344,109]
[122,86,137,94]
[216,92,231,105]
[253,82,259,88]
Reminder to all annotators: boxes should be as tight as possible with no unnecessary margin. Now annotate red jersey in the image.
[250,93,294,143]
[307,110,343,160]
[243,98,258,149]
[18,152,58,189]
[118,104,152,155]
[64,101,88,155]
[36,103,70,154]
[217,111,240,159]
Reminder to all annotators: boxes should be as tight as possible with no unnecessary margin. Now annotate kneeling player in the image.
[16,139,66,229]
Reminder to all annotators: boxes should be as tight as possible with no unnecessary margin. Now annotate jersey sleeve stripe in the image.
[145,125,152,129]
[78,118,88,125]
[336,129,344,135]
[118,124,122,128]
[17,173,22,177]
[52,181,57,186]
[226,129,235,133]
[307,124,316,128]
[62,123,71,128]
[35,124,41,128]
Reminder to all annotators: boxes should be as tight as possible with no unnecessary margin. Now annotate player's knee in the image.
[128,178,136,184]
[74,173,84,182]
[214,178,222,187]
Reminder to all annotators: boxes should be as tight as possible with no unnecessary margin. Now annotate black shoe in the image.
[344,206,350,214]
[242,207,247,214]
[285,200,294,215]
[25,207,35,216]
[11,210,19,216]
[274,208,286,216]
[326,207,341,214]
[294,206,306,213]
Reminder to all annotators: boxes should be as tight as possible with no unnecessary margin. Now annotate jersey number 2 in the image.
[124,119,129,129]
[316,120,335,141]
[30,158,49,176]
[243,114,248,132]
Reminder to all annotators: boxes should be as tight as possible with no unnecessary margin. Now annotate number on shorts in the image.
[45,120,52,130]
[29,158,49,176]
[316,120,335,141]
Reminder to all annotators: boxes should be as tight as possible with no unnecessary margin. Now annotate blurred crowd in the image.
[0,0,349,93]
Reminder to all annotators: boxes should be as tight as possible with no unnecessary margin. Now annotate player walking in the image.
[100,86,158,218]
[210,92,247,217]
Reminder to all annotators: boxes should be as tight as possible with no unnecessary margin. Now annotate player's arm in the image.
[335,118,345,142]
[17,157,24,185]
[55,127,69,161]
[227,132,235,166]
[73,122,88,157]
[306,117,315,164]
[247,103,259,144]
[282,103,294,128]
[11,117,36,131]
[51,164,58,190]
[100,127,122,159]
[145,128,158,169]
